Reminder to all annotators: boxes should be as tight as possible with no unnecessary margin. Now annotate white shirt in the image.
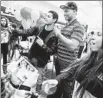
[1,29,9,43]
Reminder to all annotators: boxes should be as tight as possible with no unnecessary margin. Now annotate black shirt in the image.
[29,27,53,67]
[39,27,52,41]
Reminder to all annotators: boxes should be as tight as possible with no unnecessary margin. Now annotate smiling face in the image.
[63,8,76,21]
[89,31,102,51]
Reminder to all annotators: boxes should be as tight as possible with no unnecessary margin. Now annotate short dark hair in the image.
[49,11,58,23]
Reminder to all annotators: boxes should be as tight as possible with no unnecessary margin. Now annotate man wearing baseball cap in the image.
[60,1,78,12]
[49,2,85,98]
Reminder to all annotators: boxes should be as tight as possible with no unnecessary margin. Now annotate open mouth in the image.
[91,42,95,45]
[92,42,95,45]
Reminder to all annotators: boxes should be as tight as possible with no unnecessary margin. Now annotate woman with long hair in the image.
[1,16,10,73]
[46,30,103,98]
[72,31,103,98]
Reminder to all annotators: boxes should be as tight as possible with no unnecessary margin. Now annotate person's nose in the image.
[90,34,96,41]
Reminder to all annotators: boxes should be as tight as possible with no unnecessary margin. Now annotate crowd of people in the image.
[1,1,103,98]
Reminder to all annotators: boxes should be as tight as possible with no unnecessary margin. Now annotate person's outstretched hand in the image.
[41,79,58,95]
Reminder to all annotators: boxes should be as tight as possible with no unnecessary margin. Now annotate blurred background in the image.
[1,1,102,31]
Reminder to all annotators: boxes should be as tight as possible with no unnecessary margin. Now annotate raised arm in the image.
[13,26,39,37]
[55,66,76,84]
[54,25,84,50]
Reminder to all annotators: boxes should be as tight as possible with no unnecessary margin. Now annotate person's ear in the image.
[53,19,56,23]
[73,10,77,15]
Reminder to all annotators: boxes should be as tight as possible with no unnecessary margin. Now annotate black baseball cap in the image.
[60,2,78,12]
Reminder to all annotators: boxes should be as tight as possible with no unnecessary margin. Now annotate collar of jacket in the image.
[38,25,55,44]
[66,18,77,26]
